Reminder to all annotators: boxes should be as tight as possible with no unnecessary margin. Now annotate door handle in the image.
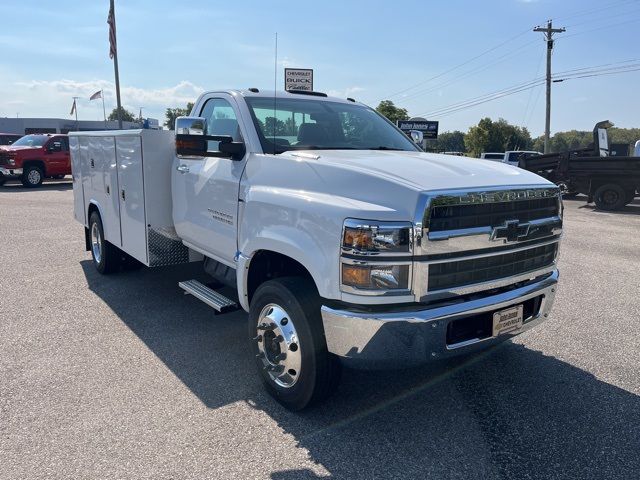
[121,189,125,201]
[90,158,95,168]
[176,164,190,174]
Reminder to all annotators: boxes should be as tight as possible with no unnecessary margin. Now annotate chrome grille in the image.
[428,243,557,291]
[415,186,562,299]
[429,197,559,232]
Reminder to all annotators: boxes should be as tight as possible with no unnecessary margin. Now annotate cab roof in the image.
[203,89,362,106]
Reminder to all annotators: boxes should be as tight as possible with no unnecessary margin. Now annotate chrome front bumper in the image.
[0,167,22,177]
[321,270,558,369]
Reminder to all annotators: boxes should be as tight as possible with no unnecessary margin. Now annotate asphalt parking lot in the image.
[1,179,639,480]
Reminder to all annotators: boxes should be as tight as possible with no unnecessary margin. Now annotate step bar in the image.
[178,279,238,313]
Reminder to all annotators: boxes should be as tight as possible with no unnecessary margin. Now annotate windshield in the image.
[11,135,48,147]
[245,97,420,154]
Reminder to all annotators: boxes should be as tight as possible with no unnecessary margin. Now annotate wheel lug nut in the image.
[274,353,286,362]
[257,323,275,331]
[274,335,284,342]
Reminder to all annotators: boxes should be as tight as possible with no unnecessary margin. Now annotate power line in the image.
[382,28,532,99]
[396,39,539,104]
[420,64,640,119]
[554,0,638,22]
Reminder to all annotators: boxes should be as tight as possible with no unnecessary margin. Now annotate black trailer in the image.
[519,121,640,211]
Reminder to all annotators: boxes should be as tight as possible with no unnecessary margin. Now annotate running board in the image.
[178,279,238,313]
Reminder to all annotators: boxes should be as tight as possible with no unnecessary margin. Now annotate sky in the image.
[0,0,639,136]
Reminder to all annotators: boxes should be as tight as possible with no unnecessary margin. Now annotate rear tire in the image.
[249,277,341,411]
[89,212,121,274]
[594,183,627,211]
[21,165,43,188]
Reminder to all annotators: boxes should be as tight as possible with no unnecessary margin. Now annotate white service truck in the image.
[70,89,563,410]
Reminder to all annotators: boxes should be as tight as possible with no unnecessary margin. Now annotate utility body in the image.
[70,89,563,410]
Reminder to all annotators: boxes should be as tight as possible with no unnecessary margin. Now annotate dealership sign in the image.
[397,120,439,139]
[285,68,314,92]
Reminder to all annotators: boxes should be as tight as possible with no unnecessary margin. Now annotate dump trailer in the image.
[520,121,640,210]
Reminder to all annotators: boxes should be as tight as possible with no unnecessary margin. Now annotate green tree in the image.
[164,102,195,130]
[375,100,409,125]
[465,118,532,157]
[434,130,466,152]
[108,106,136,122]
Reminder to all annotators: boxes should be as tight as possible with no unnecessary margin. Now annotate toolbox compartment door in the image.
[116,135,147,264]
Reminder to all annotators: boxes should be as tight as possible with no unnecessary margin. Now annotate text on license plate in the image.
[492,304,524,337]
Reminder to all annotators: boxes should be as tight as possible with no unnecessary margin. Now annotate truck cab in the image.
[70,89,562,410]
[0,134,70,187]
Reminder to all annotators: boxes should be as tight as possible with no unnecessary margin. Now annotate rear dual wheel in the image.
[89,212,121,274]
[249,277,341,411]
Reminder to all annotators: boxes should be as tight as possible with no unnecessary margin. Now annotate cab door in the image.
[172,95,247,266]
[44,136,69,175]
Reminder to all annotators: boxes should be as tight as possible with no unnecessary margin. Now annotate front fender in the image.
[237,190,345,309]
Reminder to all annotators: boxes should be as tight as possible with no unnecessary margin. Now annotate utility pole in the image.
[534,20,565,153]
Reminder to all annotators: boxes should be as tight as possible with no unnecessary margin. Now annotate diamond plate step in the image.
[178,279,238,313]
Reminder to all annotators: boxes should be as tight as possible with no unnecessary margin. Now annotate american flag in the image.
[107,3,117,59]
[89,90,102,101]
[70,99,76,116]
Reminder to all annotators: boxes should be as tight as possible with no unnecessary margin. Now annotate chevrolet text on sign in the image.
[285,68,313,92]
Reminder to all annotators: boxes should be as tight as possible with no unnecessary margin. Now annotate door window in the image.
[200,98,242,151]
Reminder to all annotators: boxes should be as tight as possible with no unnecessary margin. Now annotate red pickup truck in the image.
[0,134,70,187]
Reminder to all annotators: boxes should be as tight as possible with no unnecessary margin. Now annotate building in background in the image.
[0,117,161,135]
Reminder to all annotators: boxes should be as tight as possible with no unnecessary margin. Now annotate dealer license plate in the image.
[492,304,524,337]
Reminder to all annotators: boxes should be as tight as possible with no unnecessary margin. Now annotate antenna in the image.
[273,32,278,154]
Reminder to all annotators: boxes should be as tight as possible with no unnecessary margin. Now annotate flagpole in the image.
[72,96,79,131]
[101,90,107,128]
[110,0,123,129]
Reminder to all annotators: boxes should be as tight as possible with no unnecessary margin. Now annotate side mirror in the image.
[409,130,424,145]
[175,116,245,161]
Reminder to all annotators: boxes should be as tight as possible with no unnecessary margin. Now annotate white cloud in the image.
[4,78,204,121]
[15,79,204,107]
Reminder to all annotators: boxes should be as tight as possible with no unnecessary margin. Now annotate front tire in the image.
[594,183,627,211]
[89,212,120,274]
[249,277,341,411]
[21,165,43,188]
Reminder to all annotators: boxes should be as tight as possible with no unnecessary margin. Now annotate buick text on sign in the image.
[285,68,314,92]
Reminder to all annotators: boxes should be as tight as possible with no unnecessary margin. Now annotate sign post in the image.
[284,68,314,92]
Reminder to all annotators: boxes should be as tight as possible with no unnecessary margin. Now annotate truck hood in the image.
[291,150,553,192]
[4,146,39,153]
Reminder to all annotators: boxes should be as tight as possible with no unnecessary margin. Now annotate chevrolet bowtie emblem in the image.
[491,220,531,242]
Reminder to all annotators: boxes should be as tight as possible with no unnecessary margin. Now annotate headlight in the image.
[342,220,412,254]
[340,219,413,295]
[342,263,410,290]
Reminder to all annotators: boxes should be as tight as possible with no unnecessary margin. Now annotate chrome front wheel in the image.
[255,303,302,388]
